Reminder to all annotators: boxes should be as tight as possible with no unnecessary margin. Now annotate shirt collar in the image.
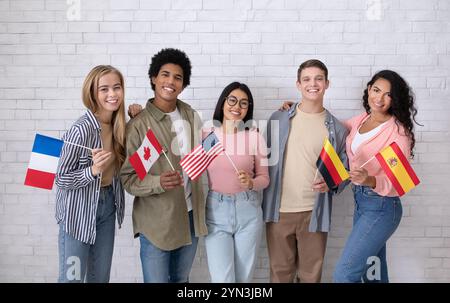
[145,98,174,121]
[86,109,101,130]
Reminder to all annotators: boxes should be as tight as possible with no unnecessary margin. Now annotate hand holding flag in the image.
[91,148,113,176]
[160,170,184,190]
[180,132,224,181]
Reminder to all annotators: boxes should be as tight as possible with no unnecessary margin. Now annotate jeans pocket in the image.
[391,198,402,225]
[206,195,220,212]
[206,196,226,225]
[357,194,385,212]
[247,191,261,207]
[362,188,381,198]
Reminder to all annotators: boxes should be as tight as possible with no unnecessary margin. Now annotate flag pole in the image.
[223,150,239,174]
[313,168,319,182]
[360,155,375,168]
[64,140,93,151]
[162,150,176,171]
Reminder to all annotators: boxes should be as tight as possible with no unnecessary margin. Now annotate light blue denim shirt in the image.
[262,103,349,232]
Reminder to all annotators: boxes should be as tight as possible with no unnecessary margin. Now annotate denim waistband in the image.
[100,184,113,192]
[352,185,375,195]
[207,190,255,202]
[352,184,400,200]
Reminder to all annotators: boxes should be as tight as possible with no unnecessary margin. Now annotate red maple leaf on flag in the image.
[143,146,151,160]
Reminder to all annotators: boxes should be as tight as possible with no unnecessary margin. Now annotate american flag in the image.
[180,132,224,180]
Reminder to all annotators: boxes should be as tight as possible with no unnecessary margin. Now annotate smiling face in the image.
[222,88,249,123]
[151,63,184,106]
[367,78,392,116]
[96,72,123,117]
[296,67,329,103]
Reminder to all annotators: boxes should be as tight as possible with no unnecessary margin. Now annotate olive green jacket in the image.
[120,98,207,250]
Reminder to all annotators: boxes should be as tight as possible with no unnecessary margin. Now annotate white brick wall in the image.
[0,0,449,283]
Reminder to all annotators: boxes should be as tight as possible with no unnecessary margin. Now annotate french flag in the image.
[24,134,64,190]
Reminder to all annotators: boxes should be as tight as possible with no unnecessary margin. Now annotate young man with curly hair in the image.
[120,48,207,283]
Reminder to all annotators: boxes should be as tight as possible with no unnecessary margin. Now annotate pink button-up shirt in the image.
[344,112,412,197]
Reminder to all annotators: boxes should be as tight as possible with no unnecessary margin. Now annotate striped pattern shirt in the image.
[55,110,125,244]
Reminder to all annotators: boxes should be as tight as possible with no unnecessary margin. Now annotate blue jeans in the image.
[139,210,198,283]
[58,185,116,283]
[333,185,402,283]
[205,190,263,283]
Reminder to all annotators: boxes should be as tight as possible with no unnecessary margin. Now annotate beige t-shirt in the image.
[280,106,328,213]
[100,122,115,187]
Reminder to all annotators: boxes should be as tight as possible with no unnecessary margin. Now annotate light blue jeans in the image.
[139,210,198,283]
[205,190,263,283]
[58,185,116,283]
[333,185,402,283]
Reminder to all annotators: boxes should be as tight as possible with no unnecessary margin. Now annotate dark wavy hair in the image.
[363,70,420,158]
[148,48,192,90]
[212,82,254,126]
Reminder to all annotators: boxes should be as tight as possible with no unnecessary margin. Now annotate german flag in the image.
[375,142,420,196]
[316,138,350,189]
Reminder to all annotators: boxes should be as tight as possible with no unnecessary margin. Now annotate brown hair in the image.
[297,59,328,82]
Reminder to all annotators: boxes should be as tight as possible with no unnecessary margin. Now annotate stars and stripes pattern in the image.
[180,132,224,181]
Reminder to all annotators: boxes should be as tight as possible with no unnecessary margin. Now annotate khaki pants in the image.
[266,211,327,283]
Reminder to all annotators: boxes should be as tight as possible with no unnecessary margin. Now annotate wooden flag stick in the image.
[223,150,239,174]
[313,168,319,182]
[360,155,376,168]
[64,140,93,151]
[162,150,176,171]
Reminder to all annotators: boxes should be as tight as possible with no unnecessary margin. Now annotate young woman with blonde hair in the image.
[55,65,126,282]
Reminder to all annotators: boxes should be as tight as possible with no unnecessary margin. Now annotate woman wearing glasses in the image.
[204,82,270,282]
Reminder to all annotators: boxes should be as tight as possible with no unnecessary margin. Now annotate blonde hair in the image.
[82,65,126,170]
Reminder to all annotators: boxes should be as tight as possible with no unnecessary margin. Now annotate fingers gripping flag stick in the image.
[129,129,164,180]
[180,132,224,181]
[24,134,64,190]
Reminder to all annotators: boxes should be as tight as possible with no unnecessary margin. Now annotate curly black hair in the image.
[363,70,421,158]
[148,48,192,90]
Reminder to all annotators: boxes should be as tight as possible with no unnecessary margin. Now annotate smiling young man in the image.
[120,48,207,283]
[262,59,349,282]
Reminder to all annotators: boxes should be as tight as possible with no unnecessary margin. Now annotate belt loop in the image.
[244,191,249,200]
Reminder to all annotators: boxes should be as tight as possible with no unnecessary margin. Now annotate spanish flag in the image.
[316,138,350,189]
[375,142,420,196]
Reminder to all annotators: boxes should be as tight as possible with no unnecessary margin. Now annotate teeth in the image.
[163,87,175,92]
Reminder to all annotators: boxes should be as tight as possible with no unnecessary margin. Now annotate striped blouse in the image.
[55,109,125,244]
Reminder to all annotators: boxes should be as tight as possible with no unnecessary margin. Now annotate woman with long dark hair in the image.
[333,70,420,282]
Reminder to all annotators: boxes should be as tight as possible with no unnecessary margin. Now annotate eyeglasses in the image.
[225,96,250,109]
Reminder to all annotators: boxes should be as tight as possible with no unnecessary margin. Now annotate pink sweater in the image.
[205,129,270,194]
[344,112,412,197]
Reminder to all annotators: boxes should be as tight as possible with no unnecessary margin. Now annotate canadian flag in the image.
[129,129,163,180]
